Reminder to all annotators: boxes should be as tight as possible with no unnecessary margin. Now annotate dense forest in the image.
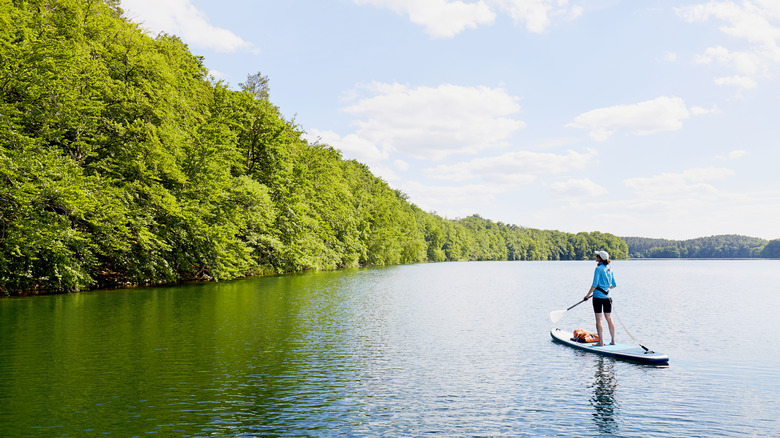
[621,235,780,259]
[0,0,632,296]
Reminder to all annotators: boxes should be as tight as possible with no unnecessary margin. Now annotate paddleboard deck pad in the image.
[551,328,669,365]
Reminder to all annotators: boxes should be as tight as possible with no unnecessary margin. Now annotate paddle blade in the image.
[549,309,567,323]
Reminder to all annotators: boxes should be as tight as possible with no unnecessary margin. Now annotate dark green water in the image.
[1,260,779,436]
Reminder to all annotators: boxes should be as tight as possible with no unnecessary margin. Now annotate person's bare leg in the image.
[604,313,616,345]
[594,313,605,346]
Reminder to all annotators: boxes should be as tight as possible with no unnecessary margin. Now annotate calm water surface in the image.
[1,260,779,437]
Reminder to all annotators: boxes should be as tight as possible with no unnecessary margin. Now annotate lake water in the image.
[1,260,778,437]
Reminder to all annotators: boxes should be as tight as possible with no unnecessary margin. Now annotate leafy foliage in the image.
[622,235,770,259]
[0,0,629,295]
[760,240,780,258]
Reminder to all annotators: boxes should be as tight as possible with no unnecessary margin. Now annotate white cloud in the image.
[393,160,410,171]
[677,1,780,91]
[756,0,780,20]
[682,166,735,181]
[548,178,607,198]
[353,0,582,37]
[690,104,722,116]
[367,164,401,182]
[714,75,758,90]
[624,167,735,200]
[660,51,678,62]
[677,2,780,45]
[305,129,389,163]
[400,180,515,216]
[526,184,780,240]
[353,0,495,38]
[394,148,597,217]
[490,0,583,33]
[343,82,525,161]
[695,46,767,77]
[425,148,595,182]
[715,149,748,160]
[121,0,252,52]
[567,96,692,141]
[207,69,227,80]
[304,130,414,183]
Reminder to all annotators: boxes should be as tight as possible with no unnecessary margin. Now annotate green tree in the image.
[760,239,780,258]
[0,0,641,296]
[240,71,270,101]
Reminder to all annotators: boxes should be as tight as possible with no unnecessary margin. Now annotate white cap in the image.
[594,250,610,260]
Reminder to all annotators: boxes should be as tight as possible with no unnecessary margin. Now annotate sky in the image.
[119,0,780,240]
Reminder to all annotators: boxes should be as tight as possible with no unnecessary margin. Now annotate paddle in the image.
[613,311,653,353]
[549,298,588,323]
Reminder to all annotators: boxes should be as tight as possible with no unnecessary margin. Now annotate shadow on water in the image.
[590,357,619,435]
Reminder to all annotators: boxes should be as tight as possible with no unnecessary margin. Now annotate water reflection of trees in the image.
[590,357,619,434]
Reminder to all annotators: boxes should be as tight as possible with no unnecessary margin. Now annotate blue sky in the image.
[120,0,780,240]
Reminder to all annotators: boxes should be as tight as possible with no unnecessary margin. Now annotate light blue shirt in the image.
[592,263,616,299]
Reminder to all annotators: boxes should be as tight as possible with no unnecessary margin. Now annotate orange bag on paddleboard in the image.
[572,328,599,343]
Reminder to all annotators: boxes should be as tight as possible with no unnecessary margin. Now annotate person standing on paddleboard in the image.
[583,250,616,346]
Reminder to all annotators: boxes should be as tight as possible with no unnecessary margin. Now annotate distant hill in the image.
[621,235,775,258]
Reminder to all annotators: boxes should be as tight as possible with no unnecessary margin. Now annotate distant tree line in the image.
[622,235,780,259]
[0,0,628,296]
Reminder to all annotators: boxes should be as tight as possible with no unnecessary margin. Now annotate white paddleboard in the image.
[550,328,669,365]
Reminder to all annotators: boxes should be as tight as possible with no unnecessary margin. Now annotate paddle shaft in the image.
[566,298,588,311]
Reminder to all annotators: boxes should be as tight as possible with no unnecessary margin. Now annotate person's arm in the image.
[584,286,595,301]
[585,267,600,300]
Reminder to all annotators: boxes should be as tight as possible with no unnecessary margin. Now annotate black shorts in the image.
[592,297,612,314]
